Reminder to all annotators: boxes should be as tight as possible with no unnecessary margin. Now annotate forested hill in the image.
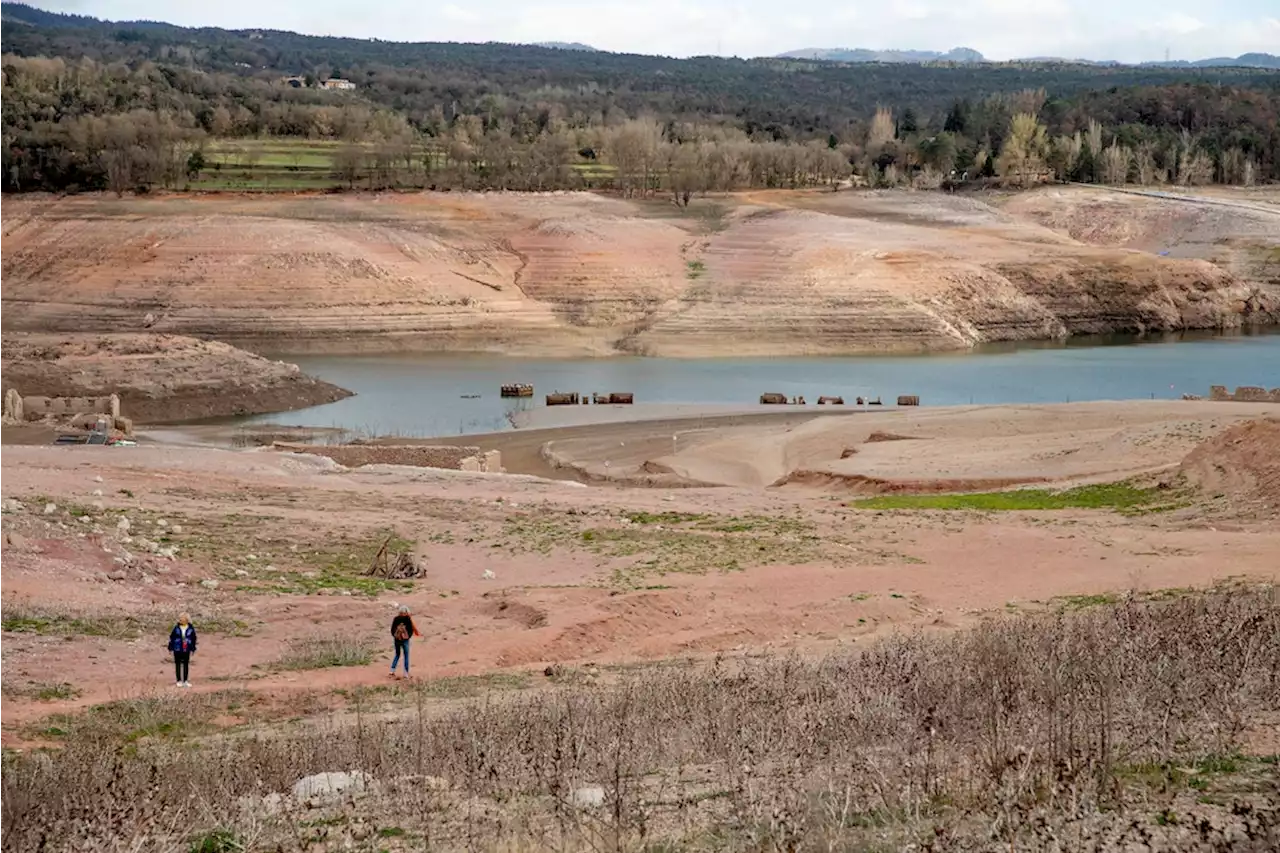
[3,0,1277,127]
[2,1,1279,194]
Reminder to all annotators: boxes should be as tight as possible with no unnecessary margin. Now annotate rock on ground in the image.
[571,785,606,808]
[290,771,375,805]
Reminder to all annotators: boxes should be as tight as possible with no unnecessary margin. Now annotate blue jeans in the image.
[391,638,410,674]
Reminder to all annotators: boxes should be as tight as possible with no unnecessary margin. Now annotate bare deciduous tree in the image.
[866,107,895,154]
[1100,142,1132,185]
[333,144,364,188]
[997,113,1050,187]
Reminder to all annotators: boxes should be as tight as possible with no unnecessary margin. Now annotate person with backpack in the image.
[389,605,421,679]
[168,613,198,687]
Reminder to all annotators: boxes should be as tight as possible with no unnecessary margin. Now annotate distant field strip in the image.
[195,138,618,191]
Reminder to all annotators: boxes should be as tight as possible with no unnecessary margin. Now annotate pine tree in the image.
[900,109,918,135]
[943,100,969,134]
[1071,144,1096,183]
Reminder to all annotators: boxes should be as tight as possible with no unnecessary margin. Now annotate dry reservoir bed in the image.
[2,401,1279,851]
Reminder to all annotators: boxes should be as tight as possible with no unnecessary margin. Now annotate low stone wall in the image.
[1204,386,1280,403]
[21,394,120,418]
[3,390,121,422]
[274,443,502,472]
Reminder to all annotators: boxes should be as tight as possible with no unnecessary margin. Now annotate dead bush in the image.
[4,588,1278,851]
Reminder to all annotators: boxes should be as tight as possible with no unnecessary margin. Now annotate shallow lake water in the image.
[244,330,1280,437]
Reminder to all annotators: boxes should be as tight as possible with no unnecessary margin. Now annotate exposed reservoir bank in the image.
[234,331,1280,437]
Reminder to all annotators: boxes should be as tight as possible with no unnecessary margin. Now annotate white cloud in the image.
[1159,13,1206,35]
[27,0,1280,60]
[439,5,481,24]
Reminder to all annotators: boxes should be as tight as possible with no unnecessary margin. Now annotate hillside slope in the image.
[2,189,1276,357]
[0,333,351,422]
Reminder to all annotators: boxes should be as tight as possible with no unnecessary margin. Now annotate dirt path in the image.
[1067,183,1280,218]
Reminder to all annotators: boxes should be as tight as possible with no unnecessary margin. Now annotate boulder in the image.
[570,785,606,808]
[291,771,375,806]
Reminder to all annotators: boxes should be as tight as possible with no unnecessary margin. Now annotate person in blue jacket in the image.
[168,613,198,687]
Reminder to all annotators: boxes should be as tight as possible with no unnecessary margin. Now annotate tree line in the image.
[0,37,1274,193]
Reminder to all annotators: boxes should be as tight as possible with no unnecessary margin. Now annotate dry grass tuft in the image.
[3,588,1278,852]
[274,633,378,671]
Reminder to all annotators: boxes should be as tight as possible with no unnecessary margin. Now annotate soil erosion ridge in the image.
[1,333,351,422]
[3,187,1277,356]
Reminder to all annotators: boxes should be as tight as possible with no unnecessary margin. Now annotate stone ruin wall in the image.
[1198,386,1280,403]
[275,443,502,473]
[4,390,121,422]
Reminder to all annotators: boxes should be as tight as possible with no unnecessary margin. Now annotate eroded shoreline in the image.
[0,332,353,426]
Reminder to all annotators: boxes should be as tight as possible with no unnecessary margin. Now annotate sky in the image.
[25,0,1280,62]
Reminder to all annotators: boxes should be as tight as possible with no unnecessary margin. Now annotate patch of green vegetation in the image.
[415,672,532,698]
[685,259,707,280]
[849,482,1181,513]
[626,511,710,525]
[1049,583,1247,613]
[1117,753,1273,799]
[154,514,419,596]
[377,827,408,839]
[1,604,250,640]
[33,692,251,743]
[4,682,83,702]
[1054,593,1120,610]
[248,569,411,598]
[190,829,245,853]
[38,683,81,701]
[497,507,890,588]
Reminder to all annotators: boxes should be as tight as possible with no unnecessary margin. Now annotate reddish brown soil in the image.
[1177,417,1280,519]
[4,403,1280,743]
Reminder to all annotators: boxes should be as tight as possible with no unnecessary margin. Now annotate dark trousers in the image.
[173,652,190,683]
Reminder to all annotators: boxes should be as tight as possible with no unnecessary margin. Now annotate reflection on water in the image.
[242,330,1280,437]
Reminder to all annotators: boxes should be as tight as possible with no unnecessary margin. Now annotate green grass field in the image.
[849,482,1187,513]
[187,138,619,192]
[191,139,439,191]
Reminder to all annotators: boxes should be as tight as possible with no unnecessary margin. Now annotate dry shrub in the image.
[4,589,1278,851]
[274,633,377,670]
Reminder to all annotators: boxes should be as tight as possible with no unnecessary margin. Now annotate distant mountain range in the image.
[777,46,1280,69]
[531,41,598,51]
[778,47,985,63]
[2,2,1275,69]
